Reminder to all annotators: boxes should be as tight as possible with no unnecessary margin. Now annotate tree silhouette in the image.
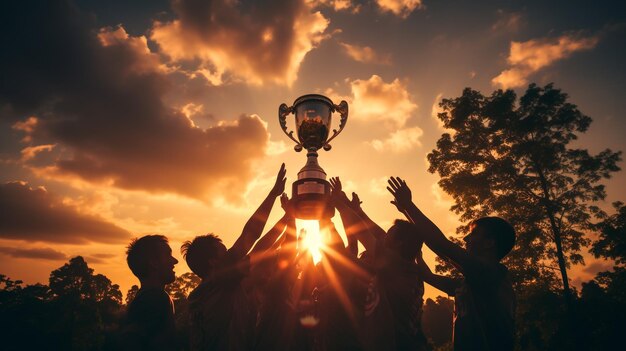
[421,296,454,349]
[47,256,123,350]
[1,257,123,350]
[126,284,139,304]
[428,83,622,301]
[165,272,201,301]
[592,201,626,265]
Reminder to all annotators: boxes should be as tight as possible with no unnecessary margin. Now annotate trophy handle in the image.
[323,100,348,151]
[279,103,304,152]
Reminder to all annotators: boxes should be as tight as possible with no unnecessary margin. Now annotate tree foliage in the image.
[591,201,626,265]
[421,296,454,349]
[427,83,621,295]
[0,257,123,350]
[49,256,122,304]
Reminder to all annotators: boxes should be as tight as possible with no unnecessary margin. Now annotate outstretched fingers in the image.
[277,163,287,183]
[329,176,342,191]
[271,163,287,196]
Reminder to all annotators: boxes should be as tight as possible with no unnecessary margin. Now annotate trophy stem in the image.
[298,149,327,180]
[292,148,333,219]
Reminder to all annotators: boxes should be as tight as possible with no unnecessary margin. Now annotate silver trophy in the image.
[279,94,348,219]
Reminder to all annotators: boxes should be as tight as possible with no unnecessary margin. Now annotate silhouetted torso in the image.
[123,287,176,351]
[377,248,429,351]
[356,248,428,350]
[188,250,254,351]
[253,258,304,351]
[454,261,515,351]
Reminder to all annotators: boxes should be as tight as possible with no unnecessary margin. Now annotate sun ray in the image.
[296,219,324,264]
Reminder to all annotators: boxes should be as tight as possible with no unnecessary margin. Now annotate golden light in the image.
[296,219,324,264]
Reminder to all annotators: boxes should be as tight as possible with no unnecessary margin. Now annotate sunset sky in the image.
[1,0,625,301]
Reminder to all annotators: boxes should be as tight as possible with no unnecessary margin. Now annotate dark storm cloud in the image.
[0,181,130,244]
[0,246,67,260]
[0,0,270,199]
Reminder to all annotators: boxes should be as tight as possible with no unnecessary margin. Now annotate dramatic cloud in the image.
[492,34,599,88]
[0,246,67,260]
[315,0,361,13]
[376,0,423,18]
[349,75,417,128]
[0,181,130,244]
[339,42,392,64]
[150,0,330,85]
[1,1,270,200]
[370,126,423,152]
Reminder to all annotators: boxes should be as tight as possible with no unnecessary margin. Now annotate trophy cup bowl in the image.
[279,94,348,219]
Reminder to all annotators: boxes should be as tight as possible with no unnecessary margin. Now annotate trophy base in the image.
[292,178,334,220]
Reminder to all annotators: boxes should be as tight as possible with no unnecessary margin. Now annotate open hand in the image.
[270,163,287,197]
[329,177,342,192]
[281,193,295,218]
[387,176,412,211]
[349,192,363,212]
[329,177,350,207]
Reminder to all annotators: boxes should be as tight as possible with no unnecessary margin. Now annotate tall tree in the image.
[427,83,621,299]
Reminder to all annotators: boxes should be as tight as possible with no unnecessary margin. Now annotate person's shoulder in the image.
[464,259,508,285]
[132,287,171,307]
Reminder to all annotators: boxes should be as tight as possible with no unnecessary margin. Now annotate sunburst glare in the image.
[296,219,324,264]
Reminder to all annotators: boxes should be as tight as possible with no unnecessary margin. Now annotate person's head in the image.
[385,219,423,261]
[181,234,227,280]
[464,217,516,261]
[126,234,178,286]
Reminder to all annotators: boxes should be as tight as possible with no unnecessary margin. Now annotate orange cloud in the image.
[11,116,38,143]
[370,126,423,152]
[19,144,55,162]
[0,181,130,244]
[315,0,361,13]
[339,42,392,64]
[2,3,272,202]
[150,0,331,86]
[348,75,417,128]
[492,34,599,88]
[376,0,423,18]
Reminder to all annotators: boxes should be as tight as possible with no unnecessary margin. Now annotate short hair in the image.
[471,217,516,260]
[126,234,169,279]
[388,219,423,260]
[181,234,223,278]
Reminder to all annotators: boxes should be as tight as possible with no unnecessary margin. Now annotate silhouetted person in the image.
[122,234,179,351]
[378,219,430,350]
[253,194,313,351]
[330,177,428,350]
[182,164,286,351]
[388,176,516,351]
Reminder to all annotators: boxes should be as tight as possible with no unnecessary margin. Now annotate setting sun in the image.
[297,219,324,264]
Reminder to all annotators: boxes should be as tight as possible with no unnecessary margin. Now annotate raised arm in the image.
[416,254,460,296]
[387,176,482,273]
[347,192,386,241]
[230,163,286,259]
[250,194,293,257]
[329,177,377,254]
